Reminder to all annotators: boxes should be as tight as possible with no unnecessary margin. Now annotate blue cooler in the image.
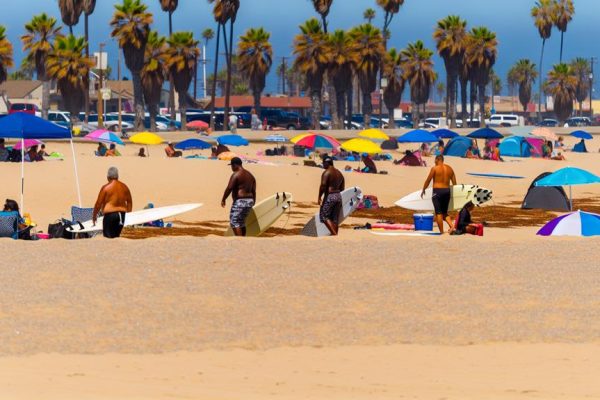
[413,213,434,231]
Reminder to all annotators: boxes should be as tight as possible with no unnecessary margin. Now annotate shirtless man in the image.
[221,157,256,236]
[93,167,133,238]
[421,155,456,234]
[318,157,345,236]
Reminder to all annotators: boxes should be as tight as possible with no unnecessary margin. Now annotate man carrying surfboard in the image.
[92,167,133,239]
[318,157,345,236]
[421,155,456,234]
[221,157,256,236]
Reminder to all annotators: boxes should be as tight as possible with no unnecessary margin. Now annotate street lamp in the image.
[380,78,388,127]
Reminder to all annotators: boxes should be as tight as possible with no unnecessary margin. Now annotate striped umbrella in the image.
[292,133,340,149]
[84,129,125,146]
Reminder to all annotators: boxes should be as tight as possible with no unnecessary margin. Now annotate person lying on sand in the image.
[452,201,483,236]
[421,155,456,234]
[93,167,133,239]
[318,157,345,236]
[221,157,256,237]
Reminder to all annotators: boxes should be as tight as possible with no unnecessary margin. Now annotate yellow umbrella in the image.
[130,132,164,145]
[341,138,382,154]
[359,128,389,141]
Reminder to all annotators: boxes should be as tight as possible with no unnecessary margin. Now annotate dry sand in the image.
[1,131,600,398]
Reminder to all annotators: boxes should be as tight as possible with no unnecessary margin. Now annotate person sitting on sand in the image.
[491,145,503,162]
[542,141,552,158]
[360,153,378,174]
[96,143,107,157]
[554,136,565,150]
[433,140,445,156]
[482,145,492,160]
[25,145,42,162]
[106,143,121,157]
[93,167,133,239]
[465,146,478,159]
[318,157,345,236]
[0,139,9,162]
[3,198,33,239]
[471,140,481,158]
[421,155,456,234]
[420,142,432,157]
[165,142,182,158]
[37,144,49,159]
[221,157,256,237]
[138,148,146,157]
[452,201,483,236]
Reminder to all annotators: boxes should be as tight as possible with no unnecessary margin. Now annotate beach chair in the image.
[0,211,19,239]
[71,206,99,239]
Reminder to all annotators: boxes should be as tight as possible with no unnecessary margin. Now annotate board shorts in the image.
[230,198,254,228]
[319,192,342,224]
[432,188,451,216]
[103,211,126,239]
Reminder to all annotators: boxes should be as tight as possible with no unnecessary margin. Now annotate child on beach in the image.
[452,201,483,236]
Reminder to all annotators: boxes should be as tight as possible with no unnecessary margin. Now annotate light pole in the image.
[96,43,106,129]
[589,57,596,119]
[380,77,388,125]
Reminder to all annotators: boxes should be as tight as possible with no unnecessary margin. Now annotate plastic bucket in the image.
[413,213,434,231]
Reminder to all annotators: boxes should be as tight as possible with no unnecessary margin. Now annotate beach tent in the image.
[0,113,80,211]
[381,138,398,150]
[573,140,588,153]
[443,136,472,157]
[535,167,600,210]
[522,172,570,211]
[499,136,532,157]
[526,137,544,157]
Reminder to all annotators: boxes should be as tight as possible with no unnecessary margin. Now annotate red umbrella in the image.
[188,120,209,129]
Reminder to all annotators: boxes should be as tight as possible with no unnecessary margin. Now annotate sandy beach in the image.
[1,130,600,398]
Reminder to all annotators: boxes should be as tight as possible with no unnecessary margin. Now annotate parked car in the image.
[351,114,385,129]
[563,116,591,127]
[9,103,40,116]
[320,116,361,130]
[47,111,72,130]
[536,118,558,127]
[485,114,524,127]
[260,109,310,130]
[118,113,168,131]
[79,113,135,131]
[418,117,448,129]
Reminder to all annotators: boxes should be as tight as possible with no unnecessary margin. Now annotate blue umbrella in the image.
[432,128,458,139]
[535,167,600,210]
[397,129,439,143]
[175,138,212,150]
[217,134,249,147]
[467,127,503,139]
[570,130,593,140]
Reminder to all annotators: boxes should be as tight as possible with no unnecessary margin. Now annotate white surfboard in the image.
[224,192,293,237]
[395,185,492,212]
[66,203,203,234]
[301,187,363,237]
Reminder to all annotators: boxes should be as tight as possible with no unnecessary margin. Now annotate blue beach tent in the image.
[499,136,532,158]
[443,136,472,157]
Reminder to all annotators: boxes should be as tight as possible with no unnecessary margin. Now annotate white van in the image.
[485,114,524,127]
[418,117,448,129]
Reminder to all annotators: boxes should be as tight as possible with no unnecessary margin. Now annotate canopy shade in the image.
[432,128,458,139]
[0,113,70,139]
[467,128,503,139]
[397,129,439,143]
[570,130,593,140]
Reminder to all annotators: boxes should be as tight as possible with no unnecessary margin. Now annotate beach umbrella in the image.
[13,139,44,150]
[467,127,503,139]
[187,120,209,129]
[359,128,389,141]
[532,127,557,141]
[265,134,287,143]
[537,210,600,237]
[84,129,125,146]
[130,132,164,145]
[293,133,340,149]
[535,167,600,210]
[432,128,458,139]
[570,130,593,140]
[217,134,249,147]
[397,129,439,143]
[174,138,212,150]
[341,138,382,154]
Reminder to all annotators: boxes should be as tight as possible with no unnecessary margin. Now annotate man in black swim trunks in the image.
[93,167,133,238]
[421,155,456,234]
[318,157,345,236]
[221,157,256,236]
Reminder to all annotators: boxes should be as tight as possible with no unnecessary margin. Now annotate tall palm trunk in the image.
[223,21,234,132]
[132,72,145,131]
[41,80,50,120]
[346,85,353,129]
[538,38,546,121]
[253,89,260,114]
[362,90,372,128]
[460,76,468,127]
[469,80,476,124]
[84,13,90,124]
[179,88,187,131]
[310,88,321,129]
[335,88,345,129]
[149,103,158,132]
[412,101,418,128]
[168,11,176,121]
[560,32,564,63]
[447,71,458,128]
[209,23,221,131]
[478,82,486,127]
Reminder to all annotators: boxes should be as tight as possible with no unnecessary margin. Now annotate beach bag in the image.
[48,219,79,239]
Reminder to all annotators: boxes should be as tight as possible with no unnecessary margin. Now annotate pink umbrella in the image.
[188,120,209,129]
[13,139,43,150]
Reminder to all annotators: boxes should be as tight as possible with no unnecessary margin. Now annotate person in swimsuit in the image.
[421,155,456,234]
[221,157,256,236]
[318,157,345,236]
[93,167,133,239]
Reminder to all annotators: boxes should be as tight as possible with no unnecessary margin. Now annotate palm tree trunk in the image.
[223,21,234,133]
[448,72,457,128]
[538,38,546,121]
[149,103,157,133]
[310,88,321,130]
[41,80,50,120]
[346,86,353,129]
[84,13,90,124]
[132,71,145,131]
[469,80,476,124]
[388,107,395,129]
[179,89,187,131]
[253,89,261,114]
[362,90,372,128]
[412,101,418,128]
[460,77,468,127]
[478,83,486,127]
[560,32,564,63]
[335,87,345,130]
[168,11,176,121]
[209,24,221,131]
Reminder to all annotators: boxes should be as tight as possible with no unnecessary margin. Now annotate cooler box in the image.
[413,213,434,231]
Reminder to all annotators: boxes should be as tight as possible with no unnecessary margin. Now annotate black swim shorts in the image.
[432,188,451,216]
[103,211,126,238]
[319,192,342,224]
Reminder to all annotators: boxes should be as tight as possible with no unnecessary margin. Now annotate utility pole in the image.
[118,45,122,133]
[590,57,597,118]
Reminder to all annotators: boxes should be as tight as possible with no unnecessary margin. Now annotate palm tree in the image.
[82,0,95,123]
[328,29,358,129]
[110,0,153,131]
[293,18,329,129]
[0,26,14,87]
[237,27,273,114]
[141,31,168,131]
[46,34,94,126]
[490,70,502,112]
[58,0,83,34]
[436,81,445,103]
[546,63,576,123]
[382,48,405,128]
[165,32,200,131]
[351,24,385,127]
[508,59,538,112]
[376,0,404,35]
[554,0,574,63]
[570,57,590,115]
[402,40,435,128]
[465,27,497,127]
[433,15,467,128]
[310,0,333,33]
[21,13,63,120]
[159,0,178,120]
[363,8,376,24]
[532,0,556,120]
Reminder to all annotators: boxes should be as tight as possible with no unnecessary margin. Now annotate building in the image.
[0,80,44,113]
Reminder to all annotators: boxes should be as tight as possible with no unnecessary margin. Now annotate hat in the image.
[228,157,243,166]
[323,156,334,165]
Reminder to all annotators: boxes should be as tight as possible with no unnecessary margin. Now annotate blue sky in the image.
[2,0,598,96]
